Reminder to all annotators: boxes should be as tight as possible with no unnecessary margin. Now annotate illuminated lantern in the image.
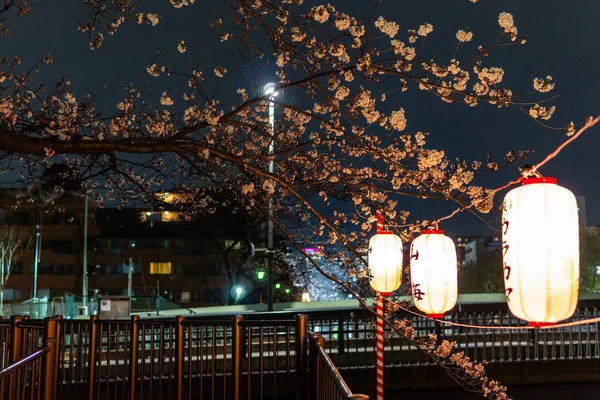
[502,176,579,326]
[410,230,458,318]
[368,215,403,295]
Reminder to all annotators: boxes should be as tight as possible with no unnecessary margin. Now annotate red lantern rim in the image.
[522,177,557,185]
[421,230,444,234]
[376,230,394,235]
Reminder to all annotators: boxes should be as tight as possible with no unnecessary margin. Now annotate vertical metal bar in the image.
[129,316,140,400]
[175,316,184,400]
[232,316,243,400]
[286,327,291,400]
[273,325,278,399]
[41,317,58,400]
[8,315,24,400]
[115,324,120,400]
[211,326,215,400]
[106,323,112,400]
[309,334,324,400]
[186,326,192,400]
[88,316,98,400]
[54,316,63,400]
[296,314,307,400]
[247,326,252,398]
[260,326,264,398]
[158,324,163,397]
[140,325,146,400]
[337,317,345,359]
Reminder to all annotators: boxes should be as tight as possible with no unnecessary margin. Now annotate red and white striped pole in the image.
[376,293,386,400]
[375,213,389,400]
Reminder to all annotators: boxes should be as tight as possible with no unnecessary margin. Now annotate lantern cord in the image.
[530,115,600,176]
[434,114,600,227]
[387,299,600,330]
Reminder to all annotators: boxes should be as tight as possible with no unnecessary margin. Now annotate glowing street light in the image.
[257,270,266,280]
[264,82,279,312]
[233,285,245,299]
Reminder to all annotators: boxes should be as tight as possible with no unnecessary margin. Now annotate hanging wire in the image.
[388,299,600,330]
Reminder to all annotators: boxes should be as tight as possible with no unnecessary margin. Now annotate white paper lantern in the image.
[502,176,579,326]
[410,230,458,317]
[368,231,403,295]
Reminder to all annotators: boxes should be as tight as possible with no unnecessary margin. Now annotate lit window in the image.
[150,262,172,274]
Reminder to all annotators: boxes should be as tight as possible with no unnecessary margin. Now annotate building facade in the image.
[0,189,256,306]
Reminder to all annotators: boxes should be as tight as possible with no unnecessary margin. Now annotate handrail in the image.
[311,333,369,400]
[0,347,50,380]
[316,346,357,397]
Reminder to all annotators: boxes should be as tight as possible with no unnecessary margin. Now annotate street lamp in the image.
[233,285,245,300]
[264,82,279,312]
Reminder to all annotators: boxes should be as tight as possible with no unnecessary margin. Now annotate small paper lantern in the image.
[368,216,403,295]
[410,230,458,318]
[502,176,579,326]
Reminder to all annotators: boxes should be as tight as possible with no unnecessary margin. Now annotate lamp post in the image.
[82,193,89,314]
[264,82,278,311]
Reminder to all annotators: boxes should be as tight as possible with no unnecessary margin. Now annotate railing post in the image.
[309,333,325,400]
[232,315,243,400]
[53,315,63,397]
[175,315,184,400]
[129,315,140,400]
[296,314,308,400]
[8,315,23,400]
[40,316,58,400]
[337,317,345,354]
[87,315,98,400]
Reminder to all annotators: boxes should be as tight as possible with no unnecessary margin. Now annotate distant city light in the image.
[233,285,244,299]
[257,271,266,280]
[285,288,291,294]
[164,211,169,215]
[275,283,281,289]
[146,211,151,216]
[301,292,311,302]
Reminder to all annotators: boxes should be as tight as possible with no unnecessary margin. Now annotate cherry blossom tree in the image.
[1,0,593,397]
[0,225,30,314]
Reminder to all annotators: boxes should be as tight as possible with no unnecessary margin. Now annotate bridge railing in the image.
[304,304,599,368]
[1,313,314,400]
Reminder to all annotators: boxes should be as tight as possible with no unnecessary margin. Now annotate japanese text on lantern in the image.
[502,199,513,302]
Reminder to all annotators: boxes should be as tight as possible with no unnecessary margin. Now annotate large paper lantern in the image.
[368,216,403,295]
[502,176,579,326]
[410,230,458,318]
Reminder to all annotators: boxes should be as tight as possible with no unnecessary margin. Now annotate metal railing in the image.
[309,333,368,400]
[0,316,59,400]
[0,313,314,400]
[304,305,600,368]
[2,303,598,399]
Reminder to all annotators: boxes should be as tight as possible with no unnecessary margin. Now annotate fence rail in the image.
[1,303,600,399]
[0,313,314,400]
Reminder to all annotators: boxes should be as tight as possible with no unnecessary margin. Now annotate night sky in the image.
[2,0,600,235]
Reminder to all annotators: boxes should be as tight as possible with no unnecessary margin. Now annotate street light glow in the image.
[264,82,279,97]
[257,271,266,280]
[234,285,244,298]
